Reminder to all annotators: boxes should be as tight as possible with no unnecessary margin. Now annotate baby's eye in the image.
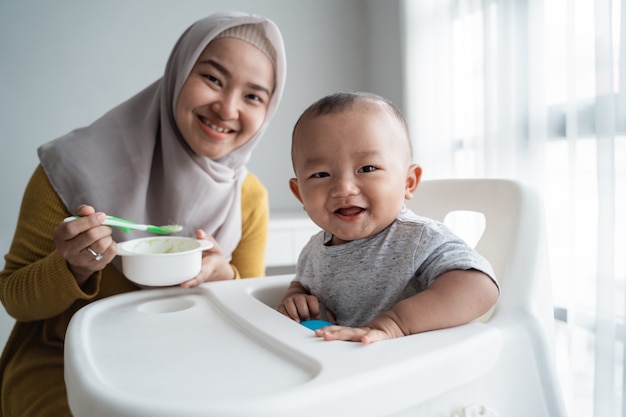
[311,172,330,178]
[358,165,377,173]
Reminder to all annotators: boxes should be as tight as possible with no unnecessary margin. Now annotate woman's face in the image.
[175,37,275,159]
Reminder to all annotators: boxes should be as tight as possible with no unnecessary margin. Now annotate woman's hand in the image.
[180,229,235,288]
[53,205,116,287]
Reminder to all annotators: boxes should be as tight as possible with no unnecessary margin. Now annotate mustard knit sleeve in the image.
[0,165,102,321]
[230,172,269,278]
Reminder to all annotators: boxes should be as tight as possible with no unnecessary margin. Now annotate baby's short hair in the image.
[292,91,412,162]
[294,91,408,135]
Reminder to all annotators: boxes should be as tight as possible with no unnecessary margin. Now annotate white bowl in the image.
[117,237,213,286]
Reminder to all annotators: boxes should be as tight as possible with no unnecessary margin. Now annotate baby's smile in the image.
[334,206,366,218]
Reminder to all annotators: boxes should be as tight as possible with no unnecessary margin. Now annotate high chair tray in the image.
[65,274,501,417]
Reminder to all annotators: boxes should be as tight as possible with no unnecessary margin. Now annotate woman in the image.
[0,11,286,416]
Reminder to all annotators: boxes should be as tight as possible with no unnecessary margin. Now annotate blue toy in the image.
[300,320,334,331]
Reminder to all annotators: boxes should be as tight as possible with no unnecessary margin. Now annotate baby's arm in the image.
[277,281,323,323]
[316,269,499,344]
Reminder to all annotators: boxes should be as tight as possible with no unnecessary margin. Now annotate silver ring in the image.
[86,246,103,262]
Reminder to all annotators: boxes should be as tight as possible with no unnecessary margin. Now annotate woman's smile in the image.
[198,115,235,135]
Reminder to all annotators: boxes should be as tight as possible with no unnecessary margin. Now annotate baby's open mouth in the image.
[335,207,365,217]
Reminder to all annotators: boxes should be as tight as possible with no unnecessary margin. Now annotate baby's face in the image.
[290,103,418,245]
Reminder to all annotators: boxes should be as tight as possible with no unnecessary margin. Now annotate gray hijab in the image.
[38,11,286,259]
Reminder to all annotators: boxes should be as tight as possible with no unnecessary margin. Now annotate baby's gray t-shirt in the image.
[294,207,498,327]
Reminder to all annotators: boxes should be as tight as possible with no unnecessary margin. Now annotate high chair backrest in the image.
[407,179,553,325]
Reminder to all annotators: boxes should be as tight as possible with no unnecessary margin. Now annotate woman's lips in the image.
[198,115,234,134]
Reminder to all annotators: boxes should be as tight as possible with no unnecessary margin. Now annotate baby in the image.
[277,92,500,344]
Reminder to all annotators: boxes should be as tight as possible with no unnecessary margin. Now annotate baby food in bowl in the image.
[117,237,213,286]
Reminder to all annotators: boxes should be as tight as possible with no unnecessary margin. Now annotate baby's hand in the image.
[314,326,394,344]
[315,314,405,344]
[277,288,321,323]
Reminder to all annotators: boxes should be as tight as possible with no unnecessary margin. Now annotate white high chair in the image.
[65,179,567,417]
[404,178,567,416]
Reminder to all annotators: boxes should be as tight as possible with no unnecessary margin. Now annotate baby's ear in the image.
[404,164,422,200]
[289,178,304,204]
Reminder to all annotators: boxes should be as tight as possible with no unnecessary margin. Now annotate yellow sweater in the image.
[0,165,268,417]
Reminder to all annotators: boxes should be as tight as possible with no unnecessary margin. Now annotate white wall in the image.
[0,0,402,346]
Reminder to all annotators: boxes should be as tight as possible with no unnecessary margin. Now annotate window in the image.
[403,0,625,415]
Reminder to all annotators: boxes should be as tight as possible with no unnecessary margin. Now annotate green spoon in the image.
[64,215,183,234]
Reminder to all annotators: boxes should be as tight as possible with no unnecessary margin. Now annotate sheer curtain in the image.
[402,0,625,416]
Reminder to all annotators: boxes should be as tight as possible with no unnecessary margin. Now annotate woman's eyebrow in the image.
[199,58,228,72]
[198,58,272,97]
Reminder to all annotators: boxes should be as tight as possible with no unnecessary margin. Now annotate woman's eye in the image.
[204,74,221,86]
[246,93,262,103]
[311,172,330,178]
[358,165,377,173]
